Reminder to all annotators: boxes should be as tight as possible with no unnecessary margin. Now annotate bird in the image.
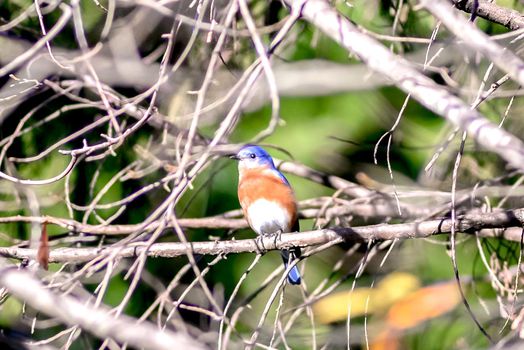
[230,145,301,285]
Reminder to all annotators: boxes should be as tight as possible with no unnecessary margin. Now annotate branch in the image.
[0,198,438,236]
[0,215,247,234]
[284,0,524,171]
[0,4,72,78]
[450,0,524,30]
[0,36,462,124]
[4,180,524,236]
[0,154,77,185]
[423,0,524,87]
[2,209,524,263]
[274,160,373,198]
[0,260,205,350]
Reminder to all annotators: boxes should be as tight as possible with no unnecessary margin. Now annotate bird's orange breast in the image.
[238,169,298,225]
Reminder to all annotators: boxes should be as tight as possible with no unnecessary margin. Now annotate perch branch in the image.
[1,209,524,263]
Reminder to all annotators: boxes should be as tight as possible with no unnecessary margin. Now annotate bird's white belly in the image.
[247,199,291,235]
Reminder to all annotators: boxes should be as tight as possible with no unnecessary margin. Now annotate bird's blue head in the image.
[231,145,275,169]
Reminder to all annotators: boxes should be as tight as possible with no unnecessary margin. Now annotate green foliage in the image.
[0,297,22,327]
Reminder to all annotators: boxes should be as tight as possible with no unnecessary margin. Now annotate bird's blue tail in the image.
[286,264,301,285]
[281,250,301,285]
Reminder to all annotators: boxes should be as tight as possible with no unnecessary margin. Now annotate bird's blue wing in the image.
[269,168,291,187]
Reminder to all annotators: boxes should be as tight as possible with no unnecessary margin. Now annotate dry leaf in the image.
[36,222,49,270]
[313,272,420,324]
[385,281,461,330]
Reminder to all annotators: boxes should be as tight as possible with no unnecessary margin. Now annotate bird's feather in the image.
[238,168,298,233]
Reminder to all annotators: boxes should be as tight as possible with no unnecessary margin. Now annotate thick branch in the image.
[284,0,524,171]
[0,260,205,350]
[451,0,524,30]
[1,209,523,263]
[423,0,524,87]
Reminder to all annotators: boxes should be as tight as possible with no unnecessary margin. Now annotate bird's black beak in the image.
[229,154,240,160]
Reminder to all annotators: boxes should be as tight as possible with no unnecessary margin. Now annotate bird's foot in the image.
[272,230,283,247]
[254,235,267,254]
[254,230,283,254]
[264,230,283,247]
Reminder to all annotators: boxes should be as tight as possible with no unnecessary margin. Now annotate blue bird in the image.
[231,145,301,285]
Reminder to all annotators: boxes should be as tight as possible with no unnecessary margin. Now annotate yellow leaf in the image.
[313,272,420,324]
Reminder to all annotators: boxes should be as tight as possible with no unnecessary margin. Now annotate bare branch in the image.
[450,0,524,30]
[423,0,524,87]
[2,208,524,263]
[284,0,524,171]
[0,154,77,185]
[0,3,72,78]
[0,260,205,350]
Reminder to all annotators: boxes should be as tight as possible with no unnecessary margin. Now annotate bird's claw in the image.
[254,230,283,254]
[272,230,283,247]
[265,230,283,247]
[254,235,267,254]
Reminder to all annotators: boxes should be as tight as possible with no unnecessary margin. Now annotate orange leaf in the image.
[370,329,401,350]
[385,281,461,330]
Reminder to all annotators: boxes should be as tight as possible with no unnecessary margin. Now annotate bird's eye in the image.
[250,153,256,159]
